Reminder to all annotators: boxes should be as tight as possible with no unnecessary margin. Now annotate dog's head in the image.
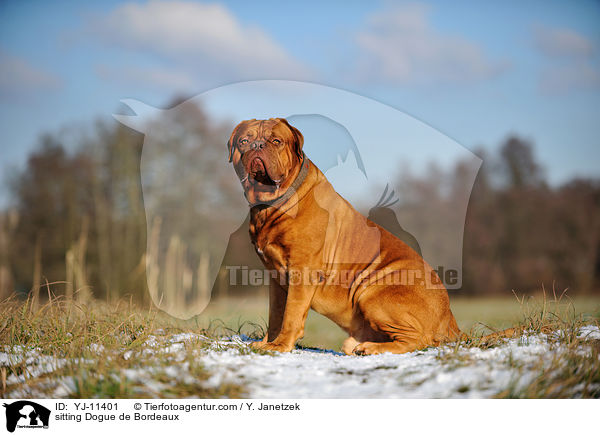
[228,118,304,204]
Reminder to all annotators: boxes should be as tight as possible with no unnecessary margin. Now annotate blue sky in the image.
[1,0,599,204]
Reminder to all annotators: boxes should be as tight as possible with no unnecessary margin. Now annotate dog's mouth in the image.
[246,156,282,187]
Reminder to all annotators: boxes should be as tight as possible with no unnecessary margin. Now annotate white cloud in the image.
[534,25,595,58]
[353,3,508,85]
[534,25,600,94]
[96,64,197,91]
[0,51,60,96]
[91,0,311,82]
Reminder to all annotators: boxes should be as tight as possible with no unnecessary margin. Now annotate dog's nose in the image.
[252,141,265,150]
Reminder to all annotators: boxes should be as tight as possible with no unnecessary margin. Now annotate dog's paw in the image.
[352,342,381,356]
[253,341,293,353]
[342,337,360,355]
[249,338,267,349]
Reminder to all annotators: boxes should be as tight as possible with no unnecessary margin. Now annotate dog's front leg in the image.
[266,278,286,341]
[251,278,286,349]
[256,282,314,353]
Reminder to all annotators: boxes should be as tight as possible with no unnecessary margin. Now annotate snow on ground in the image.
[200,330,592,398]
[2,326,599,398]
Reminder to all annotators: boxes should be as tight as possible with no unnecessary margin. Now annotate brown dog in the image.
[227,118,462,355]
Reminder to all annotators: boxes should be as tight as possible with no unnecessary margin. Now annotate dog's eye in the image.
[240,139,248,144]
[272,139,281,144]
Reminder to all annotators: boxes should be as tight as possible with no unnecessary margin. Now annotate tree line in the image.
[0,101,598,305]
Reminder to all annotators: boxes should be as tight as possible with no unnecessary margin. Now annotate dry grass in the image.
[0,293,253,398]
[1,287,599,399]
[439,288,600,398]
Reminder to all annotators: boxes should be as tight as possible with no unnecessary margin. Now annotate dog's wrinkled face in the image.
[228,118,304,204]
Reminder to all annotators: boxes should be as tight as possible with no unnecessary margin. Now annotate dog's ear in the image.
[278,118,304,159]
[227,120,249,162]
[227,129,236,162]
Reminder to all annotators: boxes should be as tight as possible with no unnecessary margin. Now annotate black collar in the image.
[249,153,309,208]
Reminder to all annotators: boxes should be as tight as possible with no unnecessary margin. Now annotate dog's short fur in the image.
[228,118,461,355]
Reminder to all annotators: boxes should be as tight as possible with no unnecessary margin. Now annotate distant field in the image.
[195,293,600,350]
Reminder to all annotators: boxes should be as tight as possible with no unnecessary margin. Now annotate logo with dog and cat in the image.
[114,80,481,319]
[2,401,50,433]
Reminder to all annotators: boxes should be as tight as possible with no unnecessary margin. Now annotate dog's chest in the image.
[249,213,276,264]
[249,210,287,269]
[248,210,265,249]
